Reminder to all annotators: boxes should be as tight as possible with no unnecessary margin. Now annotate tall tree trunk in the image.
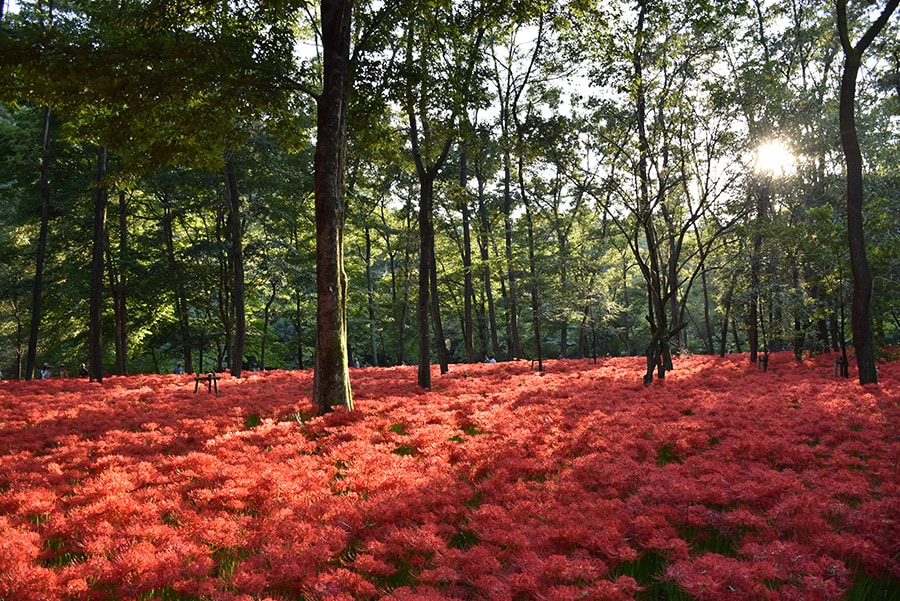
[829,310,840,352]
[294,290,305,369]
[216,208,232,372]
[748,177,769,364]
[225,153,246,378]
[518,154,542,370]
[700,266,714,355]
[26,106,52,381]
[163,200,193,373]
[460,141,476,363]
[398,265,411,366]
[719,273,737,357]
[524,201,542,370]
[260,282,276,370]
[396,197,414,366]
[632,2,670,384]
[836,0,898,385]
[558,248,568,358]
[502,158,523,359]
[417,176,435,387]
[89,147,108,382]
[405,19,455,386]
[732,317,743,353]
[476,173,500,359]
[107,190,128,375]
[695,231,715,355]
[430,238,448,374]
[313,0,354,412]
[364,226,378,366]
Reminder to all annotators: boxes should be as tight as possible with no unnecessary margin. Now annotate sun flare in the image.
[753,139,796,176]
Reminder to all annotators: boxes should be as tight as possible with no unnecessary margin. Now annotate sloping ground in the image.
[0,352,897,600]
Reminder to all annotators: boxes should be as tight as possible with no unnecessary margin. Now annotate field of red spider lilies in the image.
[0,352,898,601]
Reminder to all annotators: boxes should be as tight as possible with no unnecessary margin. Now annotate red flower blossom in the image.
[0,353,896,599]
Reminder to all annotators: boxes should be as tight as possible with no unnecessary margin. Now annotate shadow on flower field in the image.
[0,352,897,600]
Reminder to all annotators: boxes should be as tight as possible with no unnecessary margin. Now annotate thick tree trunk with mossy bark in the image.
[313,0,354,413]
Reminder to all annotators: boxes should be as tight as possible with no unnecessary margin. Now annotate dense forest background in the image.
[0,0,897,385]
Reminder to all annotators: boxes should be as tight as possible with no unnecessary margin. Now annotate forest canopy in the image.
[0,0,898,386]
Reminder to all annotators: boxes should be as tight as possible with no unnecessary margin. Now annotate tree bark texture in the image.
[429,229,448,374]
[109,190,128,375]
[162,201,193,373]
[313,0,354,412]
[417,176,434,388]
[364,226,378,366]
[836,0,899,385]
[460,142,476,363]
[225,153,246,378]
[26,106,51,381]
[477,175,500,360]
[89,147,108,382]
[748,177,769,365]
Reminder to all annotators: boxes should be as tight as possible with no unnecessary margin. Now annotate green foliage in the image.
[0,0,897,381]
[844,572,900,601]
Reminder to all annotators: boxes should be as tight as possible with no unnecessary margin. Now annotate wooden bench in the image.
[194,372,220,396]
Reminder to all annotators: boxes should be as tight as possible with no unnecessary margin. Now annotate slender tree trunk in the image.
[524,201,542,370]
[829,310,840,352]
[398,266,411,366]
[163,201,193,373]
[396,198,414,366]
[700,266,714,355]
[430,238,448,373]
[313,0,354,412]
[294,290,305,369]
[89,147,108,382]
[719,273,737,357]
[502,158,523,359]
[477,175,500,359]
[261,282,277,370]
[748,177,769,364]
[13,299,23,379]
[732,317,743,353]
[225,153,245,378]
[632,2,669,384]
[836,0,898,384]
[558,252,568,358]
[108,190,128,375]
[364,226,378,366]
[26,106,52,381]
[460,142,476,363]
[417,176,435,387]
[405,27,454,385]
[216,208,232,372]
[518,152,542,369]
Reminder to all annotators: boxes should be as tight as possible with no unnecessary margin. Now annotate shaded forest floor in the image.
[1,351,898,600]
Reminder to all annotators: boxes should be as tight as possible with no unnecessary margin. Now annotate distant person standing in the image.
[59,364,68,378]
[78,363,89,377]
[173,363,184,374]
[40,363,52,379]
